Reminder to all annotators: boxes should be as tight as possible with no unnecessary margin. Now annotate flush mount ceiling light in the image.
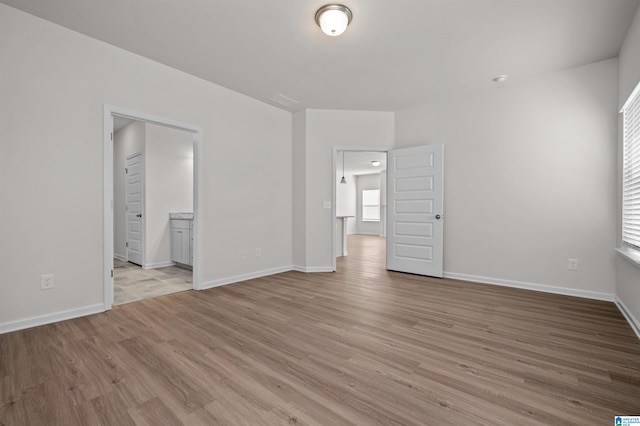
[315,4,353,37]
[371,160,381,167]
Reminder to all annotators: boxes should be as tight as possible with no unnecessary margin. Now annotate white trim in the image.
[104,110,114,310]
[104,104,204,311]
[142,261,176,269]
[0,304,104,335]
[616,247,640,270]
[292,265,334,273]
[615,296,640,341]
[200,266,295,290]
[443,271,615,302]
[114,253,127,262]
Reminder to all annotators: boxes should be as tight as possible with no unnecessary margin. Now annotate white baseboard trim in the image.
[443,271,615,302]
[114,253,127,262]
[143,261,176,269]
[615,297,640,341]
[200,265,295,290]
[0,303,104,335]
[292,265,334,273]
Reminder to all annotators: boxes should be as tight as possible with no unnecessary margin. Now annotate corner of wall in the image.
[292,110,308,267]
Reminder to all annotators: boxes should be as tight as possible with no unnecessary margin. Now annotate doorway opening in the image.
[103,105,203,311]
[333,148,388,271]
[332,144,445,277]
[111,117,194,305]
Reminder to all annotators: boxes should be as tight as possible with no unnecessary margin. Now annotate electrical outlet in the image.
[568,258,578,270]
[41,274,54,290]
[256,248,261,257]
[241,250,247,259]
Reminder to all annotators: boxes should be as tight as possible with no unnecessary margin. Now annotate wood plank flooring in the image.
[1,235,639,425]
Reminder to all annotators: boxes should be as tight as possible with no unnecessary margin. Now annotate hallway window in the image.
[362,189,380,222]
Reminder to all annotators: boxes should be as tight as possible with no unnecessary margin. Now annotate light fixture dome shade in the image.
[316,4,352,36]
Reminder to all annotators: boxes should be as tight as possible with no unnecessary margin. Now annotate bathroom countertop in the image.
[169,212,194,220]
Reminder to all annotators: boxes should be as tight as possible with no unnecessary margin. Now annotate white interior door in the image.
[386,144,444,277]
[126,153,144,266]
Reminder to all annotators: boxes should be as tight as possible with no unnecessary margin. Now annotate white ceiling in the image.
[340,151,386,176]
[2,0,638,112]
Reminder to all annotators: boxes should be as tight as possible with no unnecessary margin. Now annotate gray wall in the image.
[395,58,618,298]
[0,4,292,328]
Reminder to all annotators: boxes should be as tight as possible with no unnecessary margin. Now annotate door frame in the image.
[103,104,203,311]
[331,146,389,271]
[124,151,144,265]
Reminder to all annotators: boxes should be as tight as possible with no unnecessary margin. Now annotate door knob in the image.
[435,214,441,220]
[136,214,142,218]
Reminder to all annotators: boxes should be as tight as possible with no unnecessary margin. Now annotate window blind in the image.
[622,81,640,251]
[362,189,380,222]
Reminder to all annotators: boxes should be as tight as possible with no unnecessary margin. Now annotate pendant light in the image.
[340,151,347,184]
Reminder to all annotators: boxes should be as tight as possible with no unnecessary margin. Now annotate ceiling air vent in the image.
[270,94,299,108]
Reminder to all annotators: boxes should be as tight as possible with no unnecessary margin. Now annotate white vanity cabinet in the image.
[170,218,193,268]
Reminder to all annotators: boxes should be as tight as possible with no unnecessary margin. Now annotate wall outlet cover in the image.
[41,274,54,290]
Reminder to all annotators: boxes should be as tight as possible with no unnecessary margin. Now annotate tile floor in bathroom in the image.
[113,258,192,305]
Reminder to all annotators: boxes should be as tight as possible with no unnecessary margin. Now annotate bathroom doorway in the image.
[111,116,194,305]
[103,105,203,310]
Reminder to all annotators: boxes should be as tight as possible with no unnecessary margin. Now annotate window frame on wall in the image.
[362,189,381,222]
[621,80,640,255]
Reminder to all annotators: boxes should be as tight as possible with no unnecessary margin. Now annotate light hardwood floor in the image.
[1,235,639,425]
[114,259,192,305]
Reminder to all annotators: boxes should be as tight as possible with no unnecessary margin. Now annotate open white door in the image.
[126,153,144,266]
[386,144,443,277]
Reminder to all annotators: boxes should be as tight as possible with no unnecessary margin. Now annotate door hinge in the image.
[110,133,113,141]
[111,269,114,278]
[126,242,128,247]
[125,168,128,173]
[125,205,128,211]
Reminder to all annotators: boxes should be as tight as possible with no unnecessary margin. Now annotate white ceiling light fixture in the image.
[315,4,353,37]
[371,160,381,167]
